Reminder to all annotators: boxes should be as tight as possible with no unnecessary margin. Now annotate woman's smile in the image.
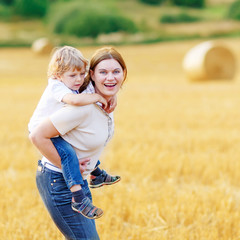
[103,83,117,89]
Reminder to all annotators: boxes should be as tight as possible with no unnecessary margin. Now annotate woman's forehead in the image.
[96,59,121,69]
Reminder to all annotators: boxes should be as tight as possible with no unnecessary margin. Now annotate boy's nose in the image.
[77,74,83,81]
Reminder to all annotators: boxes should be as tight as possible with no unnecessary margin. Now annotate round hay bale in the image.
[32,38,54,55]
[182,41,236,81]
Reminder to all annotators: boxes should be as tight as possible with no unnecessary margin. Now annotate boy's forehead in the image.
[65,66,86,73]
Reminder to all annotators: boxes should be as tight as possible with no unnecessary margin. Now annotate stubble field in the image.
[1,38,240,239]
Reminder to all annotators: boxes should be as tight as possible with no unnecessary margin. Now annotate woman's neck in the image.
[94,89,112,102]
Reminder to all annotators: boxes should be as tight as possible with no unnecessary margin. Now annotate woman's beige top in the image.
[44,103,114,179]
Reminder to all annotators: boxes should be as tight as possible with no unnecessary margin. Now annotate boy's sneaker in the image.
[71,197,103,219]
[89,170,121,188]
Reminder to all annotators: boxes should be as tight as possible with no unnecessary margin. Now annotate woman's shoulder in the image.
[50,104,96,125]
[62,103,96,116]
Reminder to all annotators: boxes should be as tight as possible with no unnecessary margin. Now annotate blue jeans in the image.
[36,160,100,240]
[51,136,84,189]
[51,136,101,189]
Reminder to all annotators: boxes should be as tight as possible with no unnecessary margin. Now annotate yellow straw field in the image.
[1,38,240,239]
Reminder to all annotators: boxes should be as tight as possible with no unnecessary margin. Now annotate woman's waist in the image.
[41,157,62,173]
[40,155,99,179]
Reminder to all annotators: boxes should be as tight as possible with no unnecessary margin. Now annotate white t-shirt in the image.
[48,104,114,179]
[28,78,74,132]
[28,79,95,132]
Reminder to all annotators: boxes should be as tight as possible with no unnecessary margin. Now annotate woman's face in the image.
[90,59,125,100]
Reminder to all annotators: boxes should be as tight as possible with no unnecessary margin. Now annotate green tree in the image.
[171,0,205,8]
[139,0,165,5]
[227,0,240,20]
[14,0,49,17]
[49,4,138,38]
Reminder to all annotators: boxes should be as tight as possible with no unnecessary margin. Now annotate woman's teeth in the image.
[104,83,116,87]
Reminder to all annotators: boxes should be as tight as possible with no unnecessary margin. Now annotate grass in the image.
[1,37,240,239]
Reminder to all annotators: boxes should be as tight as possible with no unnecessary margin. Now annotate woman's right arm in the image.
[29,118,62,168]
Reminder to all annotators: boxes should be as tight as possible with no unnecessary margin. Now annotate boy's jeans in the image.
[51,136,101,189]
[51,136,84,188]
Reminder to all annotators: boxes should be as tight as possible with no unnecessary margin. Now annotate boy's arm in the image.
[62,93,107,108]
[105,95,117,113]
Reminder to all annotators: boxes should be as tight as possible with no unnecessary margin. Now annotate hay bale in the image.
[31,38,53,55]
[182,41,236,81]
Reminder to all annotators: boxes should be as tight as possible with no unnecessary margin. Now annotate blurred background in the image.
[0,0,240,47]
[1,0,240,239]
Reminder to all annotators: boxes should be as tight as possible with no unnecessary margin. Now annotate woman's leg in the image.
[50,136,84,189]
[36,160,100,240]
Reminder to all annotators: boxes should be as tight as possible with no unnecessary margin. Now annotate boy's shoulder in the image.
[47,78,71,92]
[48,78,64,87]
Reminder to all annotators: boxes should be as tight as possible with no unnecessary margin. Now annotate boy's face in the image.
[59,68,86,91]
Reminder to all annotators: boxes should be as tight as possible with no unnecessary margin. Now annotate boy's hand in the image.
[79,158,90,174]
[96,94,108,110]
[105,95,117,113]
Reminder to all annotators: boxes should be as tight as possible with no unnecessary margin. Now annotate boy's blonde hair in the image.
[47,46,89,79]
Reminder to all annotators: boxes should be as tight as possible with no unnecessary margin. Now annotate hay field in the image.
[1,38,240,240]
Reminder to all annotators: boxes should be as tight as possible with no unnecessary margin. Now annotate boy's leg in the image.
[89,160,121,188]
[51,137,103,219]
[51,136,84,188]
[90,160,101,176]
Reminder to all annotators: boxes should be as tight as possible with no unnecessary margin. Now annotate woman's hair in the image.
[80,46,127,92]
[47,46,89,79]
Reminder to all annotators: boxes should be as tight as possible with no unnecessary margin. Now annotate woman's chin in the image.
[102,90,118,99]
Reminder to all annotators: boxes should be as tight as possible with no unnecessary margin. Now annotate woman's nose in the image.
[107,72,114,80]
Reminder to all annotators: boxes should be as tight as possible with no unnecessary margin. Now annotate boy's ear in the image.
[54,73,61,80]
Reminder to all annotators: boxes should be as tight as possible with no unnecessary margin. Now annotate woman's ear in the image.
[123,69,127,82]
[90,70,94,82]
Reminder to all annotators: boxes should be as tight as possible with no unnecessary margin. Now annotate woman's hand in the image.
[79,158,90,174]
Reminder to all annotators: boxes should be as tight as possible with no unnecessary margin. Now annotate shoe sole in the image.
[89,177,121,189]
[71,206,104,219]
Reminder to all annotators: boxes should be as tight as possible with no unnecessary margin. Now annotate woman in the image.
[29,47,127,240]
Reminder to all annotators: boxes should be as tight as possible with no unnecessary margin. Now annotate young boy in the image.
[28,46,120,219]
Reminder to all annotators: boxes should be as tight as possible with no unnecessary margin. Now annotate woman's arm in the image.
[29,118,62,168]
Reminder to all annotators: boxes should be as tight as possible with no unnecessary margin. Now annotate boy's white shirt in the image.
[28,79,95,132]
